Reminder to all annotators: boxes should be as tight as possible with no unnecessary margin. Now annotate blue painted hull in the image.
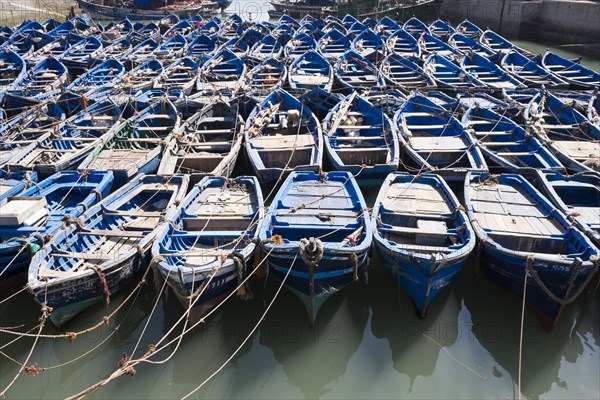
[479,243,596,331]
[376,243,468,317]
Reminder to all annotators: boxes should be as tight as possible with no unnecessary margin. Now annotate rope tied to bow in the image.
[299,237,324,268]
[229,252,252,300]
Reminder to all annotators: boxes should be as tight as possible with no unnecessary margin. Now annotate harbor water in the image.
[0,3,599,399]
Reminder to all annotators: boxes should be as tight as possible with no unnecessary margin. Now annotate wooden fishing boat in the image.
[455,20,483,39]
[158,100,243,182]
[186,33,218,61]
[59,36,103,76]
[6,99,122,179]
[380,53,436,90]
[424,53,486,91]
[152,175,263,324]
[462,105,564,172]
[0,170,37,204]
[1,30,55,57]
[536,171,600,247]
[464,172,599,330]
[162,20,194,39]
[352,28,385,63]
[525,91,600,173]
[258,170,372,324]
[363,88,407,119]
[78,99,179,186]
[429,19,455,41]
[245,88,323,186]
[197,47,246,92]
[28,174,188,327]
[8,56,67,97]
[348,21,368,38]
[461,52,526,90]
[394,93,488,180]
[66,58,126,95]
[417,32,460,59]
[501,50,569,90]
[447,33,495,58]
[372,172,476,317]
[322,92,399,182]
[100,38,133,60]
[0,171,113,290]
[403,17,431,38]
[334,50,385,93]
[112,58,164,94]
[479,29,532,57]
[298,87,342,121]
[76,0,220,21]
[248,34,285,61]
[455,91,510,111]
[244,57,287,97]
[284,32,317,60]
[152,34,188,65]
[288,49,333,95]
[0,49,26,91]
[121,38,158,69]
[541,51,600,90]
[154,56,199,96]
[385,29,421,58]
[317,28,351,60]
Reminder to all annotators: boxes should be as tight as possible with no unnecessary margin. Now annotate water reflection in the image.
[461,261,599,400]
[259,278,369,399]
[369,251,463,390]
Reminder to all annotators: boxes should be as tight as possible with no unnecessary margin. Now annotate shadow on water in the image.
[460,259,600,400]
[258,274,369,399]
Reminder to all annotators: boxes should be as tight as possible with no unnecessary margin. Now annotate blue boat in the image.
[284,32,317,60]
[59,36,103,76]
[480,29,533,57]
[448,32,495,58]
[536,171,600,247]
[153,34,188,64]
[334,50,385,93]
[455,20,483,39]
[66,57,126,95]
[162,20,193,39]
[1,30,55,57]
[0,170,37,204]
[374,16,400,39]
[380,53,436,90]
[525,91,600,173]
[258,171,372,324]
[322,92,399,182]
[403,17,431,38]
[429,19,456,40]
[100,37,133,60]
[244,88,323,185]
[417,32,460,59]
[197,47,246,92]
[363,88,407,119]
[0,49,26,91]
[245,57,287,97]
[288,49,333,94]
[112,58,164,94]
[424,53,486,90]
[541,51,600,90]
[0,171,113,290]
[154,56,199,97]
[464,172,599,330]
[28,174,188,327]
[152,176,263,324]
[372,172,476,317]
[121,38,159,68]
[352,28,385,63]
[317,28,351,60]
[461,52,526,90]
[249,34,285,60]
[393,94,488,180]
[157,100,244,181]
[462,105,564,172]
[23,33,84,68]
[501,50,569,90]
[6,98,122,179]
[298,87,342,121]
[385,29,421,58]
[8,56,68,97]
[78,99,179,186]
[186,33,217,61]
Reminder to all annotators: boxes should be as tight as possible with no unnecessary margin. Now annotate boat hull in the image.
[77,0,219,20]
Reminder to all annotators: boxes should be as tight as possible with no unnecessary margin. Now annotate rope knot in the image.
[299,237,324,268]
[24,364,41,376]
